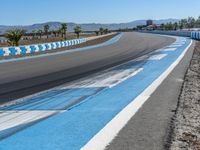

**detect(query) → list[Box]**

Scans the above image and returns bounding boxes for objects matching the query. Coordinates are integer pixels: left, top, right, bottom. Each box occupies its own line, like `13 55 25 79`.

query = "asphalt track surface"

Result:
0 32 174 103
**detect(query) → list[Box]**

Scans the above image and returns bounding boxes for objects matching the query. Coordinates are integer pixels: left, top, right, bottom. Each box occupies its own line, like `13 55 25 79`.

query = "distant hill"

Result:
0 19 179 34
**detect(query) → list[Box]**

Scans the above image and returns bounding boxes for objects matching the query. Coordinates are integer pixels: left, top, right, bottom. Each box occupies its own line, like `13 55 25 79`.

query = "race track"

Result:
0 32 174 103
0 32 191 150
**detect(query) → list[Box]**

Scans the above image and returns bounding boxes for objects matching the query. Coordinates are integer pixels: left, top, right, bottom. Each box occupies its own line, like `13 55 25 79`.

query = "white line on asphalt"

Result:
80 39 192 150
167 44 182 48
0 68 143 133
156 48 177 52
147 54 167 60
162 48 177 52
173 42 185 45
63 68 143 89
0 110 64 132
135 54 167 61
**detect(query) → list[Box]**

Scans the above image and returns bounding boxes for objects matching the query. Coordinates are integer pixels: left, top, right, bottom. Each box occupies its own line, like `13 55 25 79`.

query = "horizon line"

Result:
0 18 181 26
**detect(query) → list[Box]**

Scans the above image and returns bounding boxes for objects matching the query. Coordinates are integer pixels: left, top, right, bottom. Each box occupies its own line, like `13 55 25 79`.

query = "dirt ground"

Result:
170 41 200 150
0 33 118 60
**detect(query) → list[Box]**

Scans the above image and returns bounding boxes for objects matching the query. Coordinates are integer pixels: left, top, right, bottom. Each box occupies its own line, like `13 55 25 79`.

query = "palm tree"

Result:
61 23 67 39
180 19 188 29
74 26 82 38
160 24 164 30
164 22 173 30
44 24 50 39
178 21 184 30
196 16 200 28
52 30 57 37
57 28 62 37
104 28 109 34
5 29 25 46
38 30 43 39
95 31 99 36
99 27 104 35
31 30 36 39
173 22 178 30
187 17 195 29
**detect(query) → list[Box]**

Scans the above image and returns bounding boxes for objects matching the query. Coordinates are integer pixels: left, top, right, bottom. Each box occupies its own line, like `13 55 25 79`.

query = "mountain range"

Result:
0 19 179 34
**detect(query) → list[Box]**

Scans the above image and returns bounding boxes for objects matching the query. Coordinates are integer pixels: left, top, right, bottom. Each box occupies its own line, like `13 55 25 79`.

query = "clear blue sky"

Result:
1 0 200 25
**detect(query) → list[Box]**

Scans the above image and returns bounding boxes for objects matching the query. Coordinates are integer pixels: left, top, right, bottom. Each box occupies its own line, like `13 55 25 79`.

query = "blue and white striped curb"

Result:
0 38 87 57
191 31 200 40
0 33 122 64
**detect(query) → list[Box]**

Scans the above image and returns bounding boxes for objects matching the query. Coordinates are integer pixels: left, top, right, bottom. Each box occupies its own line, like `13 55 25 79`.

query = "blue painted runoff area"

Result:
0 36 191 150
0 33 123 64
0 87 102 111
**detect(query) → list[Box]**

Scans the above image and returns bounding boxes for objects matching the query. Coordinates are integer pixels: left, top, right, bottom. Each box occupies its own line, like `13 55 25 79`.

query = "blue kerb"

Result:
60 42 64 47
0 37 88 58
71 40 74 45
51 43 55 49
68 40 72 46
30 46 36 53
8 48 16 56
0 48 4 56
0 34 123 63
45 44 50 50
38 45 43 52
55 42 59 48
19 46 27 54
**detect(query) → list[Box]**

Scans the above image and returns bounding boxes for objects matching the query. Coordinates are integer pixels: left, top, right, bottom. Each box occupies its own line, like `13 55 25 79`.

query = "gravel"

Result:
170 41 200 150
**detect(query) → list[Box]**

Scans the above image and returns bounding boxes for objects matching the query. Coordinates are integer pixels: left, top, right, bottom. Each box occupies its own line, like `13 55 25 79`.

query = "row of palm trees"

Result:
5 24 110 46
5 23 83 46
45 23 68 39
160 16 200 31
95 27 110 36
39 23 80 40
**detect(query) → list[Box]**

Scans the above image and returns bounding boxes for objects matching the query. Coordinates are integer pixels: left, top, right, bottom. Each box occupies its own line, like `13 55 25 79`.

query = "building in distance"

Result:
146 20 153 26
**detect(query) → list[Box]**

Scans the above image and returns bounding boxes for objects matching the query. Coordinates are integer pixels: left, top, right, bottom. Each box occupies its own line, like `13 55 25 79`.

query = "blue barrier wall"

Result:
191 31 200 40
0 38 86 57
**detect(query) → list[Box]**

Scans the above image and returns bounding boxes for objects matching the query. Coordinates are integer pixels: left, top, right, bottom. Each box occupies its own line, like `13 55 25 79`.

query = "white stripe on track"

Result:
0 110 64 132
64 68 143 89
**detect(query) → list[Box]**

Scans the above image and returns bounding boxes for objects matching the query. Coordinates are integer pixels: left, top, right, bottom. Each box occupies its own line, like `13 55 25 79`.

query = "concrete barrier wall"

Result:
0 38 86 57
142 30 200 40
141 31 191 37
191 31 200 40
